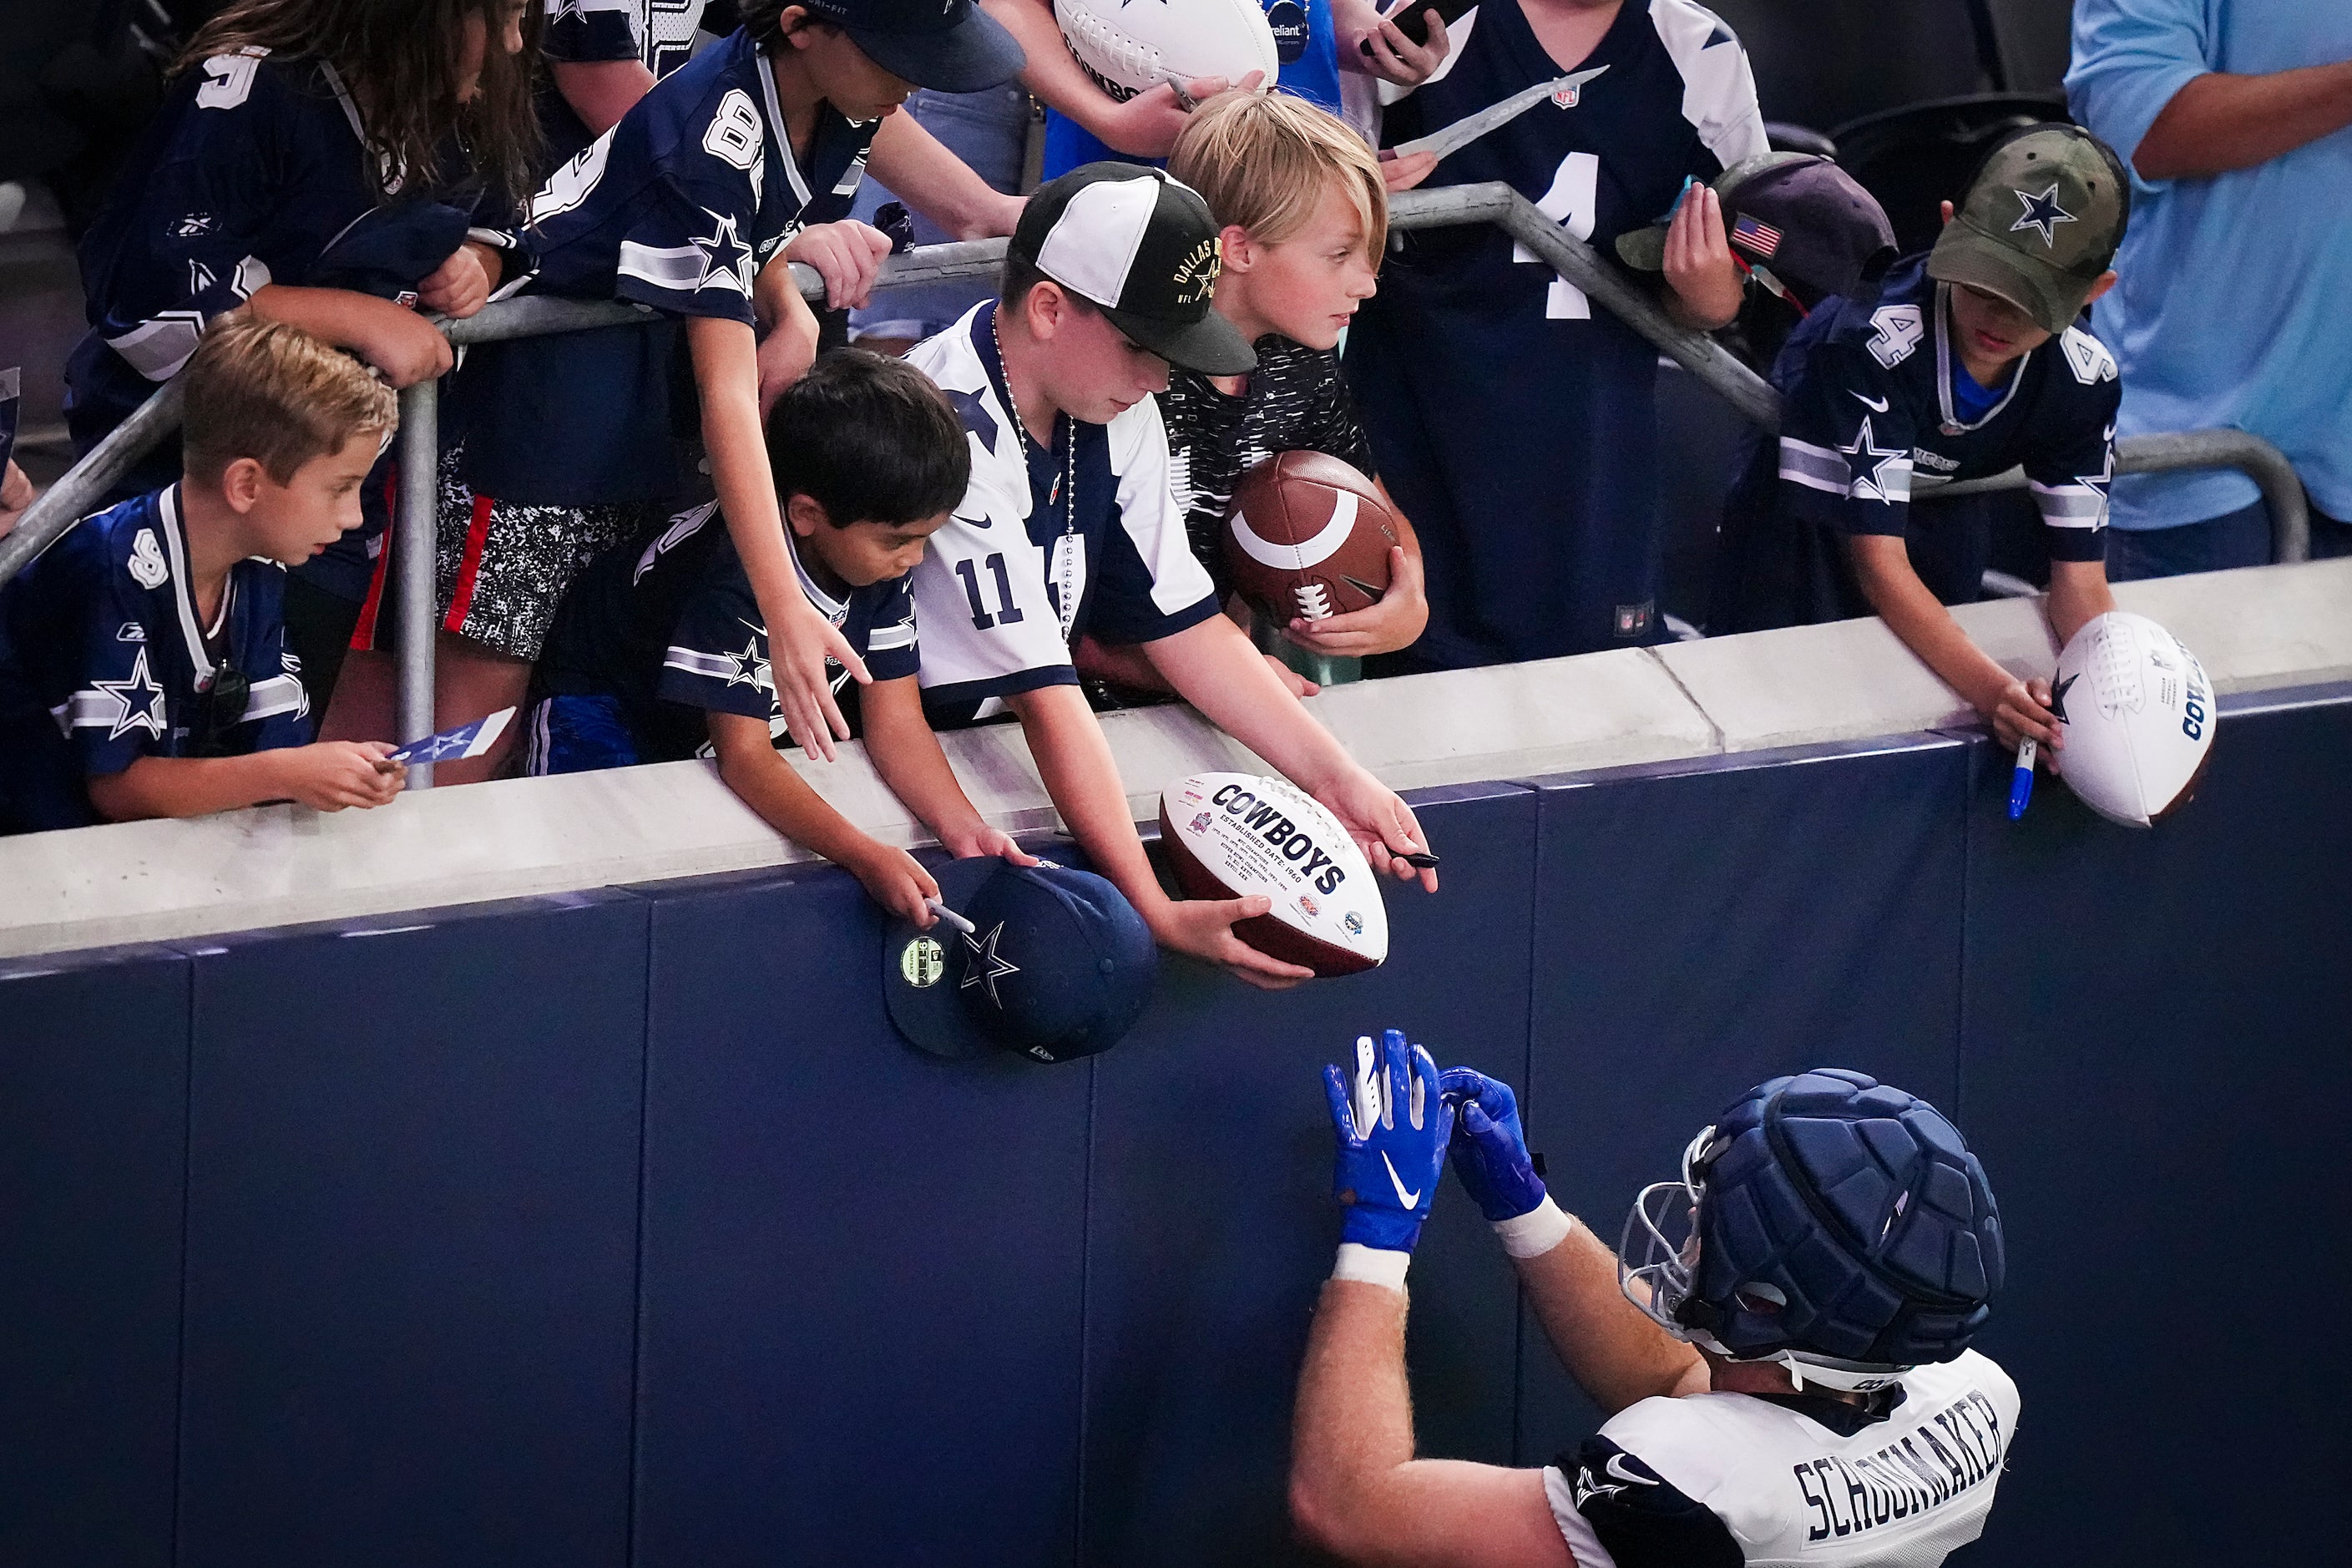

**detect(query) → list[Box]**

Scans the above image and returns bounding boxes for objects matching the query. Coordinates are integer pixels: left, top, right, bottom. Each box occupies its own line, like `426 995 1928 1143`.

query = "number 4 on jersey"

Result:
1513 151 1600 320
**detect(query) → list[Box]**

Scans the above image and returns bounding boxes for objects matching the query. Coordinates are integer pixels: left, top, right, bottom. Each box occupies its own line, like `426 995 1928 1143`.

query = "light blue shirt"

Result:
2066 0 2352 529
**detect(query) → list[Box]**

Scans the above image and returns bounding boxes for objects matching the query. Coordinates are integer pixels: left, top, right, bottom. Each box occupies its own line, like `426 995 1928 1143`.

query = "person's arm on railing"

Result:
241 286 454 387
867 111 1024 242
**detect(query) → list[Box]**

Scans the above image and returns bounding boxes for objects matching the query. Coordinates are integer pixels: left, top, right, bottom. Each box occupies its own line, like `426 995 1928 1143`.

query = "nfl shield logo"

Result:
1552 84 1585 108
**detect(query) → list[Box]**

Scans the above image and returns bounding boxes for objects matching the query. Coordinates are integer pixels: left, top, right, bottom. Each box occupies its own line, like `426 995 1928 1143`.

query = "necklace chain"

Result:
990 310 1081 640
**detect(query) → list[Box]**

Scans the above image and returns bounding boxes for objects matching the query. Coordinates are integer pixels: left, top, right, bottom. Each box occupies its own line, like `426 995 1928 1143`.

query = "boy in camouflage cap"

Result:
1712 125 2131 770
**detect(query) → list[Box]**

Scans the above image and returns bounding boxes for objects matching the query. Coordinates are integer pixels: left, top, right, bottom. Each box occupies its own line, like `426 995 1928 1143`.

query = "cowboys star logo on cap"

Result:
960 921 1021 1006
2008 184 2076 248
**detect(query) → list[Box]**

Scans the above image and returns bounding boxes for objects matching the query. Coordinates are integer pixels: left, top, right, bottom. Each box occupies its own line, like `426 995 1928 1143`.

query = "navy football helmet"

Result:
1621 1069 2002 1392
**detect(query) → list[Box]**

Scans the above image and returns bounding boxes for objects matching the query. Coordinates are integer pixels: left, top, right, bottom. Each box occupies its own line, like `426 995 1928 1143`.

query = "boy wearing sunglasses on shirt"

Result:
0 320 407 833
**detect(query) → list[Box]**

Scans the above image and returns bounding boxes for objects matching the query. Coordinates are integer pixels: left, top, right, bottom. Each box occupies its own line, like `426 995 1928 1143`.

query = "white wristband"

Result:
1331 1242 1412 1292
1491 1196 1576 1259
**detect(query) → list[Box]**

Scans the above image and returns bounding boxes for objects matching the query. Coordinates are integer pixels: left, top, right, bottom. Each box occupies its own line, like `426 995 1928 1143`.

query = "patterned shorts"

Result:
352 444 658 661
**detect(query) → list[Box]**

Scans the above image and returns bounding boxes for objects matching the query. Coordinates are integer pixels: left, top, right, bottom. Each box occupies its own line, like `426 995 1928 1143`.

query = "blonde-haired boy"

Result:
0 319 407 832
1139 91 1430 674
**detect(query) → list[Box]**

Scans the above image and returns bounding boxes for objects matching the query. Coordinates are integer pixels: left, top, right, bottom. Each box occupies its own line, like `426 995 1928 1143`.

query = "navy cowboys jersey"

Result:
540 0 738 161
453 26 878 503
1345 0 1765 670
0 487 311 833
63 47 513 594
536 498 917 761
1547 1351 2020 1568
1712 255 2121 631
903 304 1222 726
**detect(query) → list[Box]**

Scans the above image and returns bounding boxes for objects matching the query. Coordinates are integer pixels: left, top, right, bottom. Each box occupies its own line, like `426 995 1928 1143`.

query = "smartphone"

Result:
1378 0 1475 49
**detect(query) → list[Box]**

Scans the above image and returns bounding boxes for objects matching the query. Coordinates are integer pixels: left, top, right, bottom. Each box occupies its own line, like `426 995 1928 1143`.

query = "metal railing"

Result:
3 184 2311 782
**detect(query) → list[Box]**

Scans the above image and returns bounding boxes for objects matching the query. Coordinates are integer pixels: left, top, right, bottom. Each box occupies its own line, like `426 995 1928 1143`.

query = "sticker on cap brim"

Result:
900 933 947 988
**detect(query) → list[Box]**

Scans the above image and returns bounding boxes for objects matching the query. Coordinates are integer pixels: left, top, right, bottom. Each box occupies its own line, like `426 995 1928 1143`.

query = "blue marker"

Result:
2007 736 2036 820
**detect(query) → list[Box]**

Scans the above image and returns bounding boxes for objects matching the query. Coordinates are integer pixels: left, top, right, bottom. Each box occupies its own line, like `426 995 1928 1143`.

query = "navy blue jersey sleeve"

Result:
1775 339 1920 540
544 0 645 64
607 83 770 324
654 565 776 721
78 50 294 383
2021 329 2122 564
1554 1437 1743 1568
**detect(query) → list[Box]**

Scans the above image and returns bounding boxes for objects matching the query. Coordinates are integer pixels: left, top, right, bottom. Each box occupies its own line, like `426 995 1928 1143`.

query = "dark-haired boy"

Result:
0 319 407 835
907 163 1434 989
1712 126 2131 762
530 351 1029 926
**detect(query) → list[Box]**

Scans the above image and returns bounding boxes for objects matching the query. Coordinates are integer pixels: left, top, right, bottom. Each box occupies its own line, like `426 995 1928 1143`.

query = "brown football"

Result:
1222 451 1400 629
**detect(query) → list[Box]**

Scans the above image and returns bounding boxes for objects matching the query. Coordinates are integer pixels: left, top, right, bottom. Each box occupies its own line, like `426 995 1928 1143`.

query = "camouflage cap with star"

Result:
1928 125 2131 336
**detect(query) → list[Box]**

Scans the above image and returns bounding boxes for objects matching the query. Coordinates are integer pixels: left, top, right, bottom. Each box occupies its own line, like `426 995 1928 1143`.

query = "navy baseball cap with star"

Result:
882 857 1158 1064
797 0 1026 94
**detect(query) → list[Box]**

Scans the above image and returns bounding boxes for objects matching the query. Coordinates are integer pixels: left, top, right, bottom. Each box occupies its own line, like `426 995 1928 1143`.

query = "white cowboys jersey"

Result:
1545 1350 2020 1568
903 303 1221 724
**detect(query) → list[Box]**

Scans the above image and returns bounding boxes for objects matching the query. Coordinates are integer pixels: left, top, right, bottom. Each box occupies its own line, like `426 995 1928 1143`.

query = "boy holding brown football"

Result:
1160 89 1431 665
905 163 1436 989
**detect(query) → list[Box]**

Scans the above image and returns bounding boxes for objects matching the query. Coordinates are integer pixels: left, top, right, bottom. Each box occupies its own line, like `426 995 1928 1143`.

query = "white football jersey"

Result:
903 303 1221 722
1545 1351 2019 1568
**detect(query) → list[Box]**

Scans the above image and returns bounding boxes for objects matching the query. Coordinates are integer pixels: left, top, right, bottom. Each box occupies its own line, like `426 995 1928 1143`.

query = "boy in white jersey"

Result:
1292 1045 2014 1566
905 164 1436 988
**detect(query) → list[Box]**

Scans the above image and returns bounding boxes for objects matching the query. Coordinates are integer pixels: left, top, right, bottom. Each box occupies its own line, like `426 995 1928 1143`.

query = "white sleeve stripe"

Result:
2030 483 2109 522
230 255 271 300
1779 468 1853 498
1778 439 1851 487
107 314 209 382
617 241 706 291
664 647 751 680
868 621 917 651
240 674 307 723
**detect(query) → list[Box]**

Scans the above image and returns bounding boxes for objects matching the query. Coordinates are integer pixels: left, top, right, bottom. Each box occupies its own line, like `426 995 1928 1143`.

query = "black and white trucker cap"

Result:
1009 163 1258 377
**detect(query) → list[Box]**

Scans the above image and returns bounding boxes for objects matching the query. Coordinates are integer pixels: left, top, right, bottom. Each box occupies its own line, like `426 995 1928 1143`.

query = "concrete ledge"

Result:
3 559 2344 958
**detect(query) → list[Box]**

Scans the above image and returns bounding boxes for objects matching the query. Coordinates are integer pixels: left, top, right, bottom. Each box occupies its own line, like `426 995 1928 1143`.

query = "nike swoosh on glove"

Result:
1439 1066 1548 1222
1324 1028 1454 1252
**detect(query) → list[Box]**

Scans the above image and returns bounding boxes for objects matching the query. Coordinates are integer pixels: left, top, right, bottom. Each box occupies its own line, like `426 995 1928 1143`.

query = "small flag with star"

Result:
388 706 515 765
1730 214 1783 258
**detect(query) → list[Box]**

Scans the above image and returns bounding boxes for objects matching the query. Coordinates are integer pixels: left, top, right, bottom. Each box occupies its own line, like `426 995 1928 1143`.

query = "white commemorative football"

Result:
1054 0 1277 101
1158 772 1388 976
2050 610 2216 828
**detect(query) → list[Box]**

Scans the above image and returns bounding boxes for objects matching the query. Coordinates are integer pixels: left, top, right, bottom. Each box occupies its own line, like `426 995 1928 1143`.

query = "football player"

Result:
1711 126 2132 765
905 164 1436 989
1294 1038 2013 1567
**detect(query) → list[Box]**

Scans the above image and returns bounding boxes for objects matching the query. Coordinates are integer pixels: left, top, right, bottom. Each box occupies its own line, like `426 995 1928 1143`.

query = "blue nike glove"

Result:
1323 1029 1454 1253
1439 1066 1548 1223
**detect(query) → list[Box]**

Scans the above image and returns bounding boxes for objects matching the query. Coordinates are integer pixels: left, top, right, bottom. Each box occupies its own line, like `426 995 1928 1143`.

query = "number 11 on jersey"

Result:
955 552 1025 630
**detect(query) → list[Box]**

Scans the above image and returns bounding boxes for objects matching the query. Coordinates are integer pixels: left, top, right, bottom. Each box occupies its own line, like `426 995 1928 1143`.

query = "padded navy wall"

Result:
1 690 2344 1566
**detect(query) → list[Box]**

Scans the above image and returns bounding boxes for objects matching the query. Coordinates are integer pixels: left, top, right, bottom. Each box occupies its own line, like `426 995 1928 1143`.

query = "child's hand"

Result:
1147 893 1317 991
417 241 498 318
0 460 35 540
276 741 406 812
353 297 455 387
767 596 870 762
1662 185 1743 331
784 221 893 311
945 826 1040 867
1264 652 1319 699
1980 675 2063 755
1092 73 1262 159
1378 148 1439 193
1311 765 1438 892
1285 544 1428 659
847 842 942 928
1354 10 1450 87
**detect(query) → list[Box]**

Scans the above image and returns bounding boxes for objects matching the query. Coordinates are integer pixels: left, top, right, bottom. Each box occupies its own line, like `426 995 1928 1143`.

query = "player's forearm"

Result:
1516 1222 1709 1419
1290 1279 1421 1553
980 0 1114 128
551 58 658 138
87 751 288 822
688 316 806 642
2134 61 2352 180
2045 559 2117 649
1007 683 1172 912
862 679 994 850
1142 616 1356 792
712 719 882 865
1849 536 2011 712
868 113 1023 241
